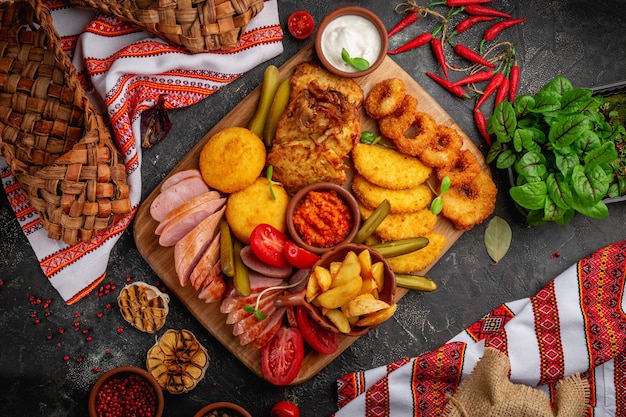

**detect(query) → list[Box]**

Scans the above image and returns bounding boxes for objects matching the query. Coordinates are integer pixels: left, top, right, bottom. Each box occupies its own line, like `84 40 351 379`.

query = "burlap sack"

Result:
0 0 132 245
444 347 590 417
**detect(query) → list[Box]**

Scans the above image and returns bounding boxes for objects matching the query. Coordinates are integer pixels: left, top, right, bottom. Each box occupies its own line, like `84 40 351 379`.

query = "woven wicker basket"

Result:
70 0 265 53
0 0 132 245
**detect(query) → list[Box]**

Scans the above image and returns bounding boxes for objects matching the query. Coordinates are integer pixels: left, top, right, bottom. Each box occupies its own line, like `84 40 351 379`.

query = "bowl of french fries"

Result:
276 243 397 336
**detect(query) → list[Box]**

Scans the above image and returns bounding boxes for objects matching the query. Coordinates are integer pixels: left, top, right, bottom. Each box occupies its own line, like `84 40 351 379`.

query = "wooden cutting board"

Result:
133 43 488 384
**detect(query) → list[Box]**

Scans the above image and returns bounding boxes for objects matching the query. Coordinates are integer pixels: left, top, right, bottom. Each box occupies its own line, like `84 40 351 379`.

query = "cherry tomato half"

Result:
249 224 289 268
283 241 320 269
287 10 315 40
271 400 300 417
295 306 340 355
262 326 304 386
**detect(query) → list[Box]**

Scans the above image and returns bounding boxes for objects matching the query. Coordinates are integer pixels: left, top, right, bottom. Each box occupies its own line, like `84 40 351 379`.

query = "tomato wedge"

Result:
249 224 289 268
283 241 320 269
287 10 315 39
262 326 304 386
295 306 339 355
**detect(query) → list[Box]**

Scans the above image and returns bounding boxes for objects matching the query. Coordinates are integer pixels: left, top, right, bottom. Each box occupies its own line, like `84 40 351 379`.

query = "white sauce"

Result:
321 14 382 73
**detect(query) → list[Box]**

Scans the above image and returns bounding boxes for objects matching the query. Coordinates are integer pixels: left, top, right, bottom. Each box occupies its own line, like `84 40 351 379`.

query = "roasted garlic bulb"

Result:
146 329 209 394
118 282 170 333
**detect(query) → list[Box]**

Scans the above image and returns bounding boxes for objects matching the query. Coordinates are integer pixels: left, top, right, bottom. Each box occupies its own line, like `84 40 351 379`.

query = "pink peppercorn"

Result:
95 374 157 417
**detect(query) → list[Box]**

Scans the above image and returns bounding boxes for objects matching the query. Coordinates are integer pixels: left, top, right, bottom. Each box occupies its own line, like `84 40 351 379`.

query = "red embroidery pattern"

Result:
465 304 515 342
614 352 626 416
579 242 626 370
412 342 465 416
532 280 565 385
365 373 390 417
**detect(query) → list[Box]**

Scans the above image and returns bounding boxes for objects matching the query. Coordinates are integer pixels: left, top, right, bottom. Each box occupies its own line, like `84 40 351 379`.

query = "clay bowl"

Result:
274 243 396 337
88 366 164 417
285 182 360 255
193 401 252 417
314 6 388 78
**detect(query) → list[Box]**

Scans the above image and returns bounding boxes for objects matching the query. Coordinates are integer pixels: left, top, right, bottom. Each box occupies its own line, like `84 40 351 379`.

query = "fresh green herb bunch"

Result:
486 76 625 226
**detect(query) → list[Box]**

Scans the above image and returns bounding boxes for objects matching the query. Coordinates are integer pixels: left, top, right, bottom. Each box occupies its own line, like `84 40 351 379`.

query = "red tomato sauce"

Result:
292 190 352 248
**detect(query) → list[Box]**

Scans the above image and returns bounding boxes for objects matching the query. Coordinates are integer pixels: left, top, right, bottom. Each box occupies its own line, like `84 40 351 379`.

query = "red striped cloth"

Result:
335 240 626 416
0 0 283 304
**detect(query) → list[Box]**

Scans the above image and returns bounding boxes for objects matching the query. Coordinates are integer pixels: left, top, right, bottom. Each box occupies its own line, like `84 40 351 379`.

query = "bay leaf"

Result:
484 216 512 264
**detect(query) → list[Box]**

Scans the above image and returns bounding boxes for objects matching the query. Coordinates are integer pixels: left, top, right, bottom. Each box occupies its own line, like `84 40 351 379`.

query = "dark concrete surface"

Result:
1 0 626 416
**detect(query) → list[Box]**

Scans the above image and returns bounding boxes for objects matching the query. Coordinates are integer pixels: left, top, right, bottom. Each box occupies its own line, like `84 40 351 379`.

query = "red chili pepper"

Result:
430 37 449 79
474 71 505 110
426 72 469 98
452 69 494 86
453 43 496 68
451 15 496 35
483 18 526 41
508 64 520 102
387 11 419 37
387 32 433 55
463 4 513 18
494 76 509 107
446 0 493 7
473 109 492 146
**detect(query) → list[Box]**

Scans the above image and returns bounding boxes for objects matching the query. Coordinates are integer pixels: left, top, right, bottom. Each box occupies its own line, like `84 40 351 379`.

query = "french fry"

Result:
345 294 390 318
355 303 398 327
331 251 361 288
359 276 378 296
325 309 351 334
358 249 373 280
316 275 362 309
371 261 385 292
314 266 333 292
306 271 320 302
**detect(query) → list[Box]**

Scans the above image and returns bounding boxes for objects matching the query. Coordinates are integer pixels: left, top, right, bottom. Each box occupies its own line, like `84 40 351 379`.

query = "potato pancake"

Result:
352 143 432 189
290 62 364 106
351 174 432 214
359 203 438 241
386 232 447 274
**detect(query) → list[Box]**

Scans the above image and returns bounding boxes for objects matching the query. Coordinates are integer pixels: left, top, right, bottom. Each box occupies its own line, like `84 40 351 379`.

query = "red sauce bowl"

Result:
285 182 360 255
88 366 164 417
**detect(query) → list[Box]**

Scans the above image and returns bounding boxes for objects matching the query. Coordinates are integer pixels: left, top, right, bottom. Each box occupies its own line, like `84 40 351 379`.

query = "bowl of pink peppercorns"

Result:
88 366 164 417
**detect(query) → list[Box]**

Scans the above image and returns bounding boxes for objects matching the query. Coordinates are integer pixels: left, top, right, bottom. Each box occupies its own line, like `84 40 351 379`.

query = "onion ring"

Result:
378 94 419 142
364 78 406 119
437 149 482 187
417 124 463 168
441 171 497 230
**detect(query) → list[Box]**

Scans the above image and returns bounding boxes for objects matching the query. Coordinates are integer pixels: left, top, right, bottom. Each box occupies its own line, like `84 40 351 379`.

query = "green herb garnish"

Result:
341 48 370 71
486 75 626 225
430 176 450 215
243 274 309 321
266 165 278 200
360 130 382 145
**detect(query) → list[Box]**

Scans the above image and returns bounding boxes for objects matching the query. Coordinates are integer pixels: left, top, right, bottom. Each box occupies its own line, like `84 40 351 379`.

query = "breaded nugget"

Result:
290 62 364 106
352 143 432 190
225 177 289 244
359 203 438 241
386 232 447 274
199 127 266 194
351 174 432 214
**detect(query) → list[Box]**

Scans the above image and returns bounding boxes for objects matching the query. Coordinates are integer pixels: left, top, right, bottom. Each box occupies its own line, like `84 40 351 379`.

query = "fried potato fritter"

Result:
359 203 438 241
352 143 432 190
386 232 447 274
352 174 432 213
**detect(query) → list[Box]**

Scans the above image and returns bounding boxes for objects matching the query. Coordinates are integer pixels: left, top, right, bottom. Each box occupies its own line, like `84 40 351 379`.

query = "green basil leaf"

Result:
341 48 350 62
584 140 618 166
350 57 371 71
495 149 516 169
510 181 547 210
560 88 593 113
514 94 535 116
516 151 547 179
490 101 517 141
569 193 609 219
546 173 573 209
548 114 589 148
484 216 511 264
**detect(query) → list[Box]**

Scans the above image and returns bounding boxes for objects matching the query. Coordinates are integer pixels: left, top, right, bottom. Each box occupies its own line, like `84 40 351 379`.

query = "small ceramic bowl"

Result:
274 243 396 336
285 182 360 255
314 6 388 78
193 401 252 417
88 366 164 417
